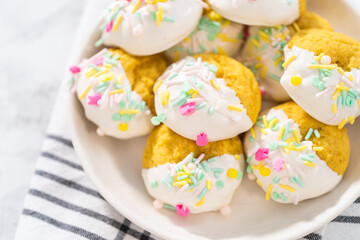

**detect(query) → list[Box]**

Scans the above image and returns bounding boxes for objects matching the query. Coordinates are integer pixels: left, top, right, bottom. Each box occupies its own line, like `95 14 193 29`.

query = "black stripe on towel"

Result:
332 215 360 224
303 232 322 240
22 208 106 240
46 134 73 148
41 152 83 171
35 170 103 199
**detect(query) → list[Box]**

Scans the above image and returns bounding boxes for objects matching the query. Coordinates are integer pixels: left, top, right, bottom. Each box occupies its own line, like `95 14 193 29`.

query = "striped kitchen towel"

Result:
14 0 360 239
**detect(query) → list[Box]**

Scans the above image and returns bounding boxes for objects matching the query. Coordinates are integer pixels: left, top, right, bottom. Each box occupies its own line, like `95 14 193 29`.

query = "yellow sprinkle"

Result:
336 82 350 91
228 104 243 112
282 55 296 68
260 128 268 135
250 128 256 138
210 79 220 89
117 74 124 85
132 0 141 13
348 74 354 82
293 129 300 144
158 6 163 21
177 172 187 176
251 163 263 170
218 46 228 55
101 72 115 82
283 147 290 154
256 179 262 187
291 76 302 86
85 69 97 78
308 64 337 70
172 181 187 187
332 89 341 100
160 90 170 106
313 147 324 151
285 137 295 145
259 166 270 177
263 115 269 128
315 53 325 62
94 69 109 78
279 184 295 192
259 31 270 43
251 38 261 48
221 20 230 27
292 22 300 32
277 126 285 140
118 109 140 114
119 123 128 132
153 80 163 92
292 145 308 151
349 115 356 124
337 67 345 75
332 103 337 114
227 168 238 179
195 197 205 207
269 118 279 129
338 118 348 129
187 188 193 193
187 89 198 98
234 154 240 160
206 179 212 190
108 89 124 95
156 10 161 26
104 64 113 69
358 100 360 108
255 63 263 69
260 65 267 78
266 184 273 200
304 161 315 167
274 57 283 67
79 85 92 100
217 33 238 43
182 165 191 175
113 15 123 32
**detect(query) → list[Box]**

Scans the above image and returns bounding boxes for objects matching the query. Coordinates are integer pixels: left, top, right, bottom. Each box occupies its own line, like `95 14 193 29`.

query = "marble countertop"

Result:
0 0 87 238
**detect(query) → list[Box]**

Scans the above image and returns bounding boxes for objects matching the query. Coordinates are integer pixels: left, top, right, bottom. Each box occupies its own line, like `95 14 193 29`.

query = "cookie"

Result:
97 0 205 55
208 0 306 26
280 29 360 127
241 11 332 101
165 9 244 62
69 48 167 139
142 124 245 215
244 102 350 204
153 54 261 142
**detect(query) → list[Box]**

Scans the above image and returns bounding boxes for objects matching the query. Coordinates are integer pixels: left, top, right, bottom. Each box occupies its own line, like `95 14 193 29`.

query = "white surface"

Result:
71 1 360 239
0 0 87 239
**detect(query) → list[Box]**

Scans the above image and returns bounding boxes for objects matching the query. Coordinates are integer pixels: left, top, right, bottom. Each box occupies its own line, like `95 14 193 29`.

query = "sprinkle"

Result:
308 64 337 70
150 180 158 188
234 154 240 160
259 165 271 177
279 184 295 192
277 126 285 140
195 197 205 207
304 128 313 140
260 128 268 135
206 179 212 190
273 177 280 184
332 104 337 114
266 184 273 200
338 118 348 129
227 168 238 179
269 118 279 129
119 123 128 131
215 180 224 189
208 106 215 115
304 161 315 167
113 15 123 32
108 89 124 95
118 109 140 114
172 181 187 187
337 67 345 75
210 79 220 89
228 104 243 112
160 90 170 106
162 178 172 188
153 80 163 92
163 203 176 211
262 115 269 128
250 128 256 138
207 157 218 163
313 146 324 151
196 133 208 146
201 162 210 172
132 0 141 13
349 115 356 124
293 129 300 144
282 55 296 68
208 64 218 73
94 69 109 78
182 165 191 175
291 75 302 86
314 130 320 138
255 148 269 161
256 179 262 187
292 145 308 151
79 85 92 100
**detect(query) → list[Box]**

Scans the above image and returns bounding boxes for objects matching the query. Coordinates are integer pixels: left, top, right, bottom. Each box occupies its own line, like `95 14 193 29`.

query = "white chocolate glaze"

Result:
281 46 360 127
142 153 244 214
166 15 244 62
71 49 153 139
99 0 204 55
244 109 342 204
154 56 253 141
208 0 300 26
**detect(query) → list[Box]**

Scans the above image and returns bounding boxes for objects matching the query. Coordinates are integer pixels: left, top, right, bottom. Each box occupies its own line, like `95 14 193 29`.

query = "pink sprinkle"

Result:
196 133 208 146
88 93 102 106
93 57 104 66
179 102 196 116
176 204 189 217
69 65 81 74
260 88 266 96
255 148 269 161
105 21 113 32
273 159 285 172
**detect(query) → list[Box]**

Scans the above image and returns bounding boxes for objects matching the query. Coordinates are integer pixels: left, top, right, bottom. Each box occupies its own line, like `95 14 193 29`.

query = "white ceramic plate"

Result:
70 1 360 239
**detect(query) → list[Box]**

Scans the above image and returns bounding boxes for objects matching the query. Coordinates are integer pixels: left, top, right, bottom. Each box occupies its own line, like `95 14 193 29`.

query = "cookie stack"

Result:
69 0 358 216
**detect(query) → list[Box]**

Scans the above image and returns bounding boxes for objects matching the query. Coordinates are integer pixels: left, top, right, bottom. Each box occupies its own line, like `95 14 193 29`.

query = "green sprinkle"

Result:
196 170 205 181
169 72 178 80
214 172 220 179
247 165 253 173
209 64 218 73
163 16 175 22
268 73 281 81
196 102 207 110
314 129 320 138
141 101 146 112
272 192 281 200
95 37 105 47
282 121 291 141
249 137 255 143
190 175 198 185
128 100 136 109
273 177 280 184
269 142 278 150
150 11 156 21
126 86 131 101
305 128 313 140
150 180 158 188
112 113 122 121
215 180 224 189
212 168 224 173
162 178 172 188
157 113 166 122
295 176 304 187
151 117 160 126
207 157 218 163
201 162 210 172
163 203 176 211
246 156 253 163
177 175 188 181
197 187 208 200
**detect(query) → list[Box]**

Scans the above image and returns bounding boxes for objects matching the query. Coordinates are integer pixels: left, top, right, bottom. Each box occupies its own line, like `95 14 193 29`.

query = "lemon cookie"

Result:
142 125 245 215
69 48 167 139
152 54 261 143
244 102 350 204
280 29 360 127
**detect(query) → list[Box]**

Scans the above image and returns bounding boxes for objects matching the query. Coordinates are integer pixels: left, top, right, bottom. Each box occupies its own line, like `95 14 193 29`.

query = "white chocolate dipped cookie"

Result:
280 29 360 128
165 9 244 62
69 48 167 139
142 125 245 215
152 54 261 143
97 0 205 56
208 0 306 26
244 102 350 204
240 12 333 101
